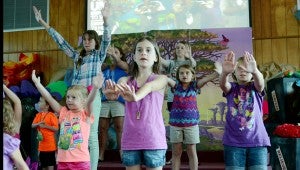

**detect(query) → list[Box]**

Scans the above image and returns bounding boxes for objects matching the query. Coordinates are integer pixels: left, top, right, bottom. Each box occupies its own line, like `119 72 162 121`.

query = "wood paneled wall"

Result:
3 0 86 84
3 0 300 84
251 0 300 67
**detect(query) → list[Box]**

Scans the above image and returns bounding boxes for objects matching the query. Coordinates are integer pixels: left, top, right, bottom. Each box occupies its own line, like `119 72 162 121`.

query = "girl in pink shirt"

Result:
32 70 103 170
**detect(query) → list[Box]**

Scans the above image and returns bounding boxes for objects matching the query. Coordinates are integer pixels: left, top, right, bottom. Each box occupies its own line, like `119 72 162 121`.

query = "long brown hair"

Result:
129 36 161 78
77 30 100 68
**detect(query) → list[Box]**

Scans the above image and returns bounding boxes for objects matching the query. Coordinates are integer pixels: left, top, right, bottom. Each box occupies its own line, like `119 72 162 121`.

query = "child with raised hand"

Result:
219 51 270 169
3 84 22 137
3 90 29 170
31 70 104 170
33 3 111 168
167 64 219 170
32 96 59 170
103 36 170 170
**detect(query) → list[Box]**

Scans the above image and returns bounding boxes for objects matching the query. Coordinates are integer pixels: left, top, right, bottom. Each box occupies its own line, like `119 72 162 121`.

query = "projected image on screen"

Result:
87 0 250 35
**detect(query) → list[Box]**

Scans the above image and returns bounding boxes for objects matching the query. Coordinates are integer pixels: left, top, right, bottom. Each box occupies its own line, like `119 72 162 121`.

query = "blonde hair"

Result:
232 56 253 82
3 99 17 135
67 85 88 100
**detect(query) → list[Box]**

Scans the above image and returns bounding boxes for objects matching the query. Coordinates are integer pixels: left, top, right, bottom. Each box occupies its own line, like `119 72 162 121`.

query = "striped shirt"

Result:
169 80 200 127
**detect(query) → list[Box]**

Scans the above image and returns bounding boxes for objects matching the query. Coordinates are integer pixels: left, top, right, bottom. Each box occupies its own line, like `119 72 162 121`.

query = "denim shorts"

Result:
122 149 166 168
223 145 268 170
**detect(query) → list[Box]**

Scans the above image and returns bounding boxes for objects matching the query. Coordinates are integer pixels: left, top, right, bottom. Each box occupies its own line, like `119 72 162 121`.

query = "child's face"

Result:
82 34 96 52
175 43 186 58
65 91 86 111
234 64 253 83
106 46 122 65
134 39 157 68
38 97 48 111
107 46 122 60
178 67 194 83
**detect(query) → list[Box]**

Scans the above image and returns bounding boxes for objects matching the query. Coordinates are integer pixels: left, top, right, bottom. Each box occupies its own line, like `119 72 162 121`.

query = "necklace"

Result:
136 111 141 120
134 73 153 120
136 99 143 120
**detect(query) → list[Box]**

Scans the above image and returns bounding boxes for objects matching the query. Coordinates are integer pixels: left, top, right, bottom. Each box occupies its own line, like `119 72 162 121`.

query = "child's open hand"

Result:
103 79 120 100
240 51 258 74
33 6 42 22
214 61 222 75
101 0 111 23
116 83 137 102
222 51 236 75
32 70 41 84
184 44 192 59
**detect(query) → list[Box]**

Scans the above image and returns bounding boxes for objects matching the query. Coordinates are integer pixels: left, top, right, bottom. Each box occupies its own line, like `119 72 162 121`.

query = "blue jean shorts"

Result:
122 149 166 168
224 145 268 170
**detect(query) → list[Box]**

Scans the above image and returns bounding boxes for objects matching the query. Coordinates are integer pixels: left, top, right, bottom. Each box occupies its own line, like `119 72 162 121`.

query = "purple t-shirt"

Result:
222 82 271 147
3 133 21 170
121 74 167 150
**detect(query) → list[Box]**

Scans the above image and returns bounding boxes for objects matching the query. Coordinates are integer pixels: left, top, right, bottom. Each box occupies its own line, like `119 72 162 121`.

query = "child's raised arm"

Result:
3 84 22 133
219 51 236 94
33 6 50 29
86 73 104 116
32 70 62 113
184 44 197 68
101 0 110 27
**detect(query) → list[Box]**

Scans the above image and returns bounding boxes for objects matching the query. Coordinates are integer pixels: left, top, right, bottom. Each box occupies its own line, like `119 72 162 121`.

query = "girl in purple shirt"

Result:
219 51 270 170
